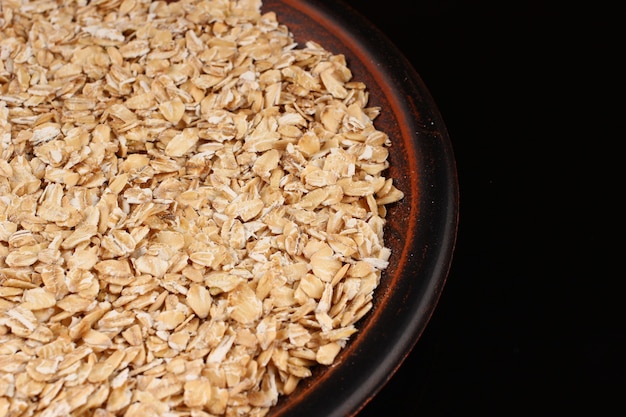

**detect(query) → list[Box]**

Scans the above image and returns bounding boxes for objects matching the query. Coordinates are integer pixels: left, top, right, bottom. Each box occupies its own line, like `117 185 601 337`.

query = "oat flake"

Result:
0 0 404 415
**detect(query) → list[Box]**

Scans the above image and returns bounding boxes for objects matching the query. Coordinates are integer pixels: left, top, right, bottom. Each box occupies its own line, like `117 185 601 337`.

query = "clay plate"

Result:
259 0 459 416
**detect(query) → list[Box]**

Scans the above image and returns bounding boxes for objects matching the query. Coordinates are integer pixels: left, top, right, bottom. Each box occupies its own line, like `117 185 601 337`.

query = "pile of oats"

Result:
0 0 404 415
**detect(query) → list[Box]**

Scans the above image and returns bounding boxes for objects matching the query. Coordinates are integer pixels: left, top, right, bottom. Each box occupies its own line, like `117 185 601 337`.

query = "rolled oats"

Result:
0 0 404 415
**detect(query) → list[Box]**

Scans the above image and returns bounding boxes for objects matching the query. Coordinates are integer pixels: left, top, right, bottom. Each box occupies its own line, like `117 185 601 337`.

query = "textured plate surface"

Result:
260 0 459 416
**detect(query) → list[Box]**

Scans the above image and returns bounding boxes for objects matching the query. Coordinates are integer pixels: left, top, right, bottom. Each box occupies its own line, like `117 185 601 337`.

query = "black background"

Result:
340 1 623 416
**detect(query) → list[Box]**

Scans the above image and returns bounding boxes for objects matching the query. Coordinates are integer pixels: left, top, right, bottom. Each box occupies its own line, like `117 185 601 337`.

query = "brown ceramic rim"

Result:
259 0 460 416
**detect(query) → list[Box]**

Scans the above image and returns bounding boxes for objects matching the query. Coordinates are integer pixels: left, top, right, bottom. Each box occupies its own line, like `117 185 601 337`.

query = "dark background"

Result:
340 1 623 416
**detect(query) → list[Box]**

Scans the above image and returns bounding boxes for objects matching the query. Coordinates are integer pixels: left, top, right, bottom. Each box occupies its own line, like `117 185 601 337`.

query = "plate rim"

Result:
261 0 460 416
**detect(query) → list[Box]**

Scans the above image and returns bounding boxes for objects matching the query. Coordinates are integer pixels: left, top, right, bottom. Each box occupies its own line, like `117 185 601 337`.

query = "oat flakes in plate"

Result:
0 0 404 415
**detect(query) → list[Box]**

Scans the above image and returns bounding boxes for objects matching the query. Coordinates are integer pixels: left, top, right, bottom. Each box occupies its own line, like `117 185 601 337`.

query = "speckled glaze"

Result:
260 1 459 416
